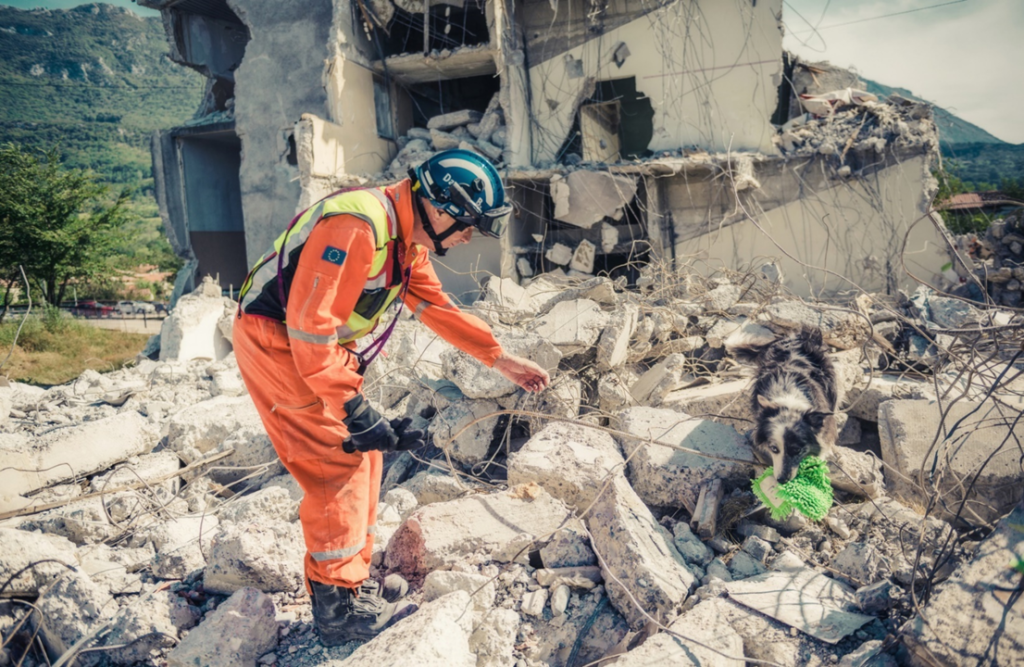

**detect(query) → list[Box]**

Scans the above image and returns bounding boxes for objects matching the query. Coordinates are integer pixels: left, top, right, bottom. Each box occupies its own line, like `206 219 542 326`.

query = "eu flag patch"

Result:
321 246 347 266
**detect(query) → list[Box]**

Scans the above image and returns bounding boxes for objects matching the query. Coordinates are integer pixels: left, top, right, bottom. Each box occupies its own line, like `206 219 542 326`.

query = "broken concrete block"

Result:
843 374 935 421
533 299 609 354
160 281 235 362
469 608 519 667
382 487 418 520
673 522 713 566
827 444 884 499
99 590 199 664
879 399 1024 524
833 542 891 587
704 283 742 311
715 318 775 349
595 302 638 370
518 376 582 433
204 521 305 594
765 300 871 350
441 330 561 399
0 411 157 501
600 221 619 253
167 588 277 667
660 379 753 431
569 239 596 273
840 641 896 667
406 127 432 142
479 275 535 319
386 485 568 576
724 566 874 643
166 394 280 485
516 256 533 277
617 406 754 511
341 591 474 667
902 500 1024 666
90 451 181 496
586 475 695 630
431 399 500 466
218 486 300 525
629 354 693 406
551 171 638 229
855 580 900 614
422 570 495 610
507 422 624 510
400 470 480 506
489 126 507 148
429 128 460 150
597 369 638 412
835 412 863 446
728 551 767 579
545 242 573 265
426 109 482 131
539 520 597 568
741 535 773 563
476 139 503 161
34 570 116 662
550 583 570 615
613 597 744 666
521 588 548 617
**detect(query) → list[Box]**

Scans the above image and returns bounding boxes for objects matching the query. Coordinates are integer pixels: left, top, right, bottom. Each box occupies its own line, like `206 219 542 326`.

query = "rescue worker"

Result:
233 149 550 645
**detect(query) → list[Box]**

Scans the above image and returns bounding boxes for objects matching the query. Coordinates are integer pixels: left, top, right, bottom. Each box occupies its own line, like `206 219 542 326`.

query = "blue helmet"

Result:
411 149 512 238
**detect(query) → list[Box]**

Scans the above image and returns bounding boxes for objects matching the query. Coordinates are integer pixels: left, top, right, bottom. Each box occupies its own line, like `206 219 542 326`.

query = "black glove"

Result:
341 395 426 453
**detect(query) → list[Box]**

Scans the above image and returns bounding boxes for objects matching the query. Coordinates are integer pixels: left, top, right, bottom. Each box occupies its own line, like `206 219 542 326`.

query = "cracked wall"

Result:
526 0 783 165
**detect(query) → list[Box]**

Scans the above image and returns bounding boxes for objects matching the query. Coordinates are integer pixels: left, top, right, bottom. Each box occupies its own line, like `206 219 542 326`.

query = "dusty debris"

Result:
0 252 1020 667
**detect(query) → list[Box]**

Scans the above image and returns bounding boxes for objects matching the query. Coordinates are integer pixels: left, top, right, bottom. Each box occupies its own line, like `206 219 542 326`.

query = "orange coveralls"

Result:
233 180 503 589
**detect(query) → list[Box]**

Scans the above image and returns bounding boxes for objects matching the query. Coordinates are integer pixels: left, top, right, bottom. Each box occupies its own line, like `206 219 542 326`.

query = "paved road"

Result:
78 316 165 335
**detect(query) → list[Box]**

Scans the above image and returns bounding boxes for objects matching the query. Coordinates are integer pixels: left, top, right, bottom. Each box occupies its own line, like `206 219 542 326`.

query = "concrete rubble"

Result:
0 265 1021 667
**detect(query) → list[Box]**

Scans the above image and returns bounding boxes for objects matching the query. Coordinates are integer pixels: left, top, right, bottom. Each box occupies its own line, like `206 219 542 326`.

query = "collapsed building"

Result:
141 0 948 302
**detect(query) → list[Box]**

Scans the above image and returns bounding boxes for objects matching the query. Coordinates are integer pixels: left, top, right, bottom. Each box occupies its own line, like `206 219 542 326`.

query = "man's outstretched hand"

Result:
493 352 550 393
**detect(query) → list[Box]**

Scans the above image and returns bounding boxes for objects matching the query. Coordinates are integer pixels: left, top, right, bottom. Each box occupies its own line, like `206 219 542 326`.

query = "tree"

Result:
0 143 131 312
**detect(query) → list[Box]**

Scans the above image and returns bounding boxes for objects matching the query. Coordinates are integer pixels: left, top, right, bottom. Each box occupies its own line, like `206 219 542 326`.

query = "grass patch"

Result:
0 314 149 386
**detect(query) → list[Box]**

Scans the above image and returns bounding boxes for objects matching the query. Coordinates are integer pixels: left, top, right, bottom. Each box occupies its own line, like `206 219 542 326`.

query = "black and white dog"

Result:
727 327 839 483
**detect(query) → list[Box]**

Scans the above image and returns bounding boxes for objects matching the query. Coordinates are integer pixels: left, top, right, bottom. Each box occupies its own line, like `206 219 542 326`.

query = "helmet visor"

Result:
447 181 512 238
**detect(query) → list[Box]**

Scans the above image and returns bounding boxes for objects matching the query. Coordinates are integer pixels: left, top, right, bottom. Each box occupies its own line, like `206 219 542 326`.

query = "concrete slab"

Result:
724 566 874 644
617 406 755 511
533 299 609 354
203 520 304 594
878 399 1024 525
586 475 695 630
385 485 568 576
901 500 1024 666
507 422 624 510
167 587 277 667
660 379 753 431
551 171 638 229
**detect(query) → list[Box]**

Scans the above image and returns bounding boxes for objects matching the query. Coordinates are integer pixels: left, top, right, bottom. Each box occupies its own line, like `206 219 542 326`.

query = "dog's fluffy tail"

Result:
725 325 776 363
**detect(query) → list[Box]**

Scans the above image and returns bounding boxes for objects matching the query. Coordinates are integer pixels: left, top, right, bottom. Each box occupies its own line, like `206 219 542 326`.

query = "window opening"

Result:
373 1 489 58
374 75 396 139
557 77 653 165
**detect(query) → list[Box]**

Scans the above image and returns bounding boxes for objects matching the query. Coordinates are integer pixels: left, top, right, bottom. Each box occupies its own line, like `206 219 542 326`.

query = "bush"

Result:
42 304 71 334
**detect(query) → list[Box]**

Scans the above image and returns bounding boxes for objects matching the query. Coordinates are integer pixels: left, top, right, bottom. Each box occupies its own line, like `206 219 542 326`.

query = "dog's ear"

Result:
757 395 778 410
802 411 830 429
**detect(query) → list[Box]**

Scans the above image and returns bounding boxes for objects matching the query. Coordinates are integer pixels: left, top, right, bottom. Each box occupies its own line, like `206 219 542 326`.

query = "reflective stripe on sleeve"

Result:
286 327 338 345
310 539 366 562
413 301 457 320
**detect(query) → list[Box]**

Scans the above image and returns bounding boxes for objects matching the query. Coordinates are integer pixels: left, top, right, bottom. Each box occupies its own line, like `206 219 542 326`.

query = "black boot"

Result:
309 579 397 646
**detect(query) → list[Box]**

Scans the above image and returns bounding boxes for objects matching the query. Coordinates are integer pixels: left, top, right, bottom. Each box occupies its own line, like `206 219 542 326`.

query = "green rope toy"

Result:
752 456 833 521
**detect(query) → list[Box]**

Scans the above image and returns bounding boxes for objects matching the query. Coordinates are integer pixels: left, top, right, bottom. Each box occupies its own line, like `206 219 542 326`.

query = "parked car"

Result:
76 300 115 317
133 301 157 314
116 300 135 316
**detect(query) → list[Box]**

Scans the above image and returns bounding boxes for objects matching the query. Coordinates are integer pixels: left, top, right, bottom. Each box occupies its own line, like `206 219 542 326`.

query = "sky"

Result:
2 0 1021 143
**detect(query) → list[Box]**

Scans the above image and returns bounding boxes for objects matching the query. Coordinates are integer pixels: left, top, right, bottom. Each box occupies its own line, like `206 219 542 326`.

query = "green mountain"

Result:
0 3 204 275
0 2 203 182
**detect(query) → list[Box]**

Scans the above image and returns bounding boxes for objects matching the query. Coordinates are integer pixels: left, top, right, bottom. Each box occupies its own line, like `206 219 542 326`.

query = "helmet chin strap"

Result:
415 195 468 257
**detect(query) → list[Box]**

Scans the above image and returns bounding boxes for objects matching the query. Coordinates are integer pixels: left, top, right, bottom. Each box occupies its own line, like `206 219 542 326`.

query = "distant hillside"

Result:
0 3 204 276
0 2 203 183
862 77 1023 188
